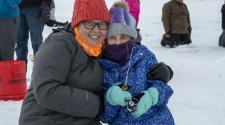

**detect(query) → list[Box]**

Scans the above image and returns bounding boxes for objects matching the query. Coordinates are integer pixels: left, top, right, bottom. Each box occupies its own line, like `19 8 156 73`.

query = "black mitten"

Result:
147 62 173 83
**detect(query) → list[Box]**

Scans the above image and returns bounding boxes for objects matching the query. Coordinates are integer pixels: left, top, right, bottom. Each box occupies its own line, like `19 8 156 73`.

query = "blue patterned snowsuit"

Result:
99 45 175 125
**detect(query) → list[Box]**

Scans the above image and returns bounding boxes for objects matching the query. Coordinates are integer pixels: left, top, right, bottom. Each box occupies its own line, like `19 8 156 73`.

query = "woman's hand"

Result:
147 62 173 83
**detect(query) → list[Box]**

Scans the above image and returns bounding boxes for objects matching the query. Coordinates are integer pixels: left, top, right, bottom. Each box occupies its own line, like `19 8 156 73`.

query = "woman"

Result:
19 0 110 124
19 0 173 125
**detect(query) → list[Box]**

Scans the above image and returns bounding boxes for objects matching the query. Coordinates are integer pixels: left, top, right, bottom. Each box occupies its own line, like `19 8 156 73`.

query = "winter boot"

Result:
161 37 176 48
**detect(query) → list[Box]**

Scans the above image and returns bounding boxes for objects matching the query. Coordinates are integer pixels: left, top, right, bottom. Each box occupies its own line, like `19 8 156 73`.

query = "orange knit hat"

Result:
71 0 110 27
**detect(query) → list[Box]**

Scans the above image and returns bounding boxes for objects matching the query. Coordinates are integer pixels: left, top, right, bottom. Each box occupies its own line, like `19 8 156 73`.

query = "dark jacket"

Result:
100 45 174 125
19 25 103 125
221 4 225 30
162 0 191 34
19 0 52 8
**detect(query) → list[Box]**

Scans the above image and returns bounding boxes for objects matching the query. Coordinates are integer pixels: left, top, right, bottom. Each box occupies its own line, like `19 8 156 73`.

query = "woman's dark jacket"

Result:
19 26 103 125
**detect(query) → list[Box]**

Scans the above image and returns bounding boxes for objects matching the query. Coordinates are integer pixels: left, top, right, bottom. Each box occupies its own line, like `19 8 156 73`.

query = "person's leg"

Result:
46 1 68 28
25 6 44 55
50 0 56 21
16 9 29 64
0 53 2 60
0 17 19 61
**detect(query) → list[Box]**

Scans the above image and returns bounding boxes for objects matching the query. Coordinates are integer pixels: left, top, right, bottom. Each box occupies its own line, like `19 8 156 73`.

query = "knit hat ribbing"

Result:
71 0 110 27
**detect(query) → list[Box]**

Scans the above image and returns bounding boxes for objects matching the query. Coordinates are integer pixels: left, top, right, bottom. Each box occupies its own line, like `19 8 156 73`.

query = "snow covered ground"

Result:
1 0 225 125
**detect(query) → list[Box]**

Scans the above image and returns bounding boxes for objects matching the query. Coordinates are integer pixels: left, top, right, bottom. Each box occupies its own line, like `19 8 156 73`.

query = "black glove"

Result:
147 62 173 83
40 2 51 23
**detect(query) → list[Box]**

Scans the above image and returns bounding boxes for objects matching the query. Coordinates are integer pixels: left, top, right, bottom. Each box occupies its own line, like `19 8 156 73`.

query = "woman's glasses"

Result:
83 21 108 30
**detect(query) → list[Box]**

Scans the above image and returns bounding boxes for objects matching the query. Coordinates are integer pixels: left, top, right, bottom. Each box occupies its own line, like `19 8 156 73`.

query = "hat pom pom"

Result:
112 1 129 11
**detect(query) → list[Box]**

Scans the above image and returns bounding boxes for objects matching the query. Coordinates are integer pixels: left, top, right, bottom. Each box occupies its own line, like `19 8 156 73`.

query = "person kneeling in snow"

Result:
161 0 192 48
100 2 175 125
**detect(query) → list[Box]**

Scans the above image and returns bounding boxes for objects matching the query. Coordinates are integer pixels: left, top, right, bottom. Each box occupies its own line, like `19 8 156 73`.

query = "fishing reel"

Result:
117 83 144 112
126 93 145 112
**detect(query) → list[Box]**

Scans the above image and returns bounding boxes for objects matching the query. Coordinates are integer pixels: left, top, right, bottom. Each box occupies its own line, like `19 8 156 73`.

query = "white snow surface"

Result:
1 0 225 125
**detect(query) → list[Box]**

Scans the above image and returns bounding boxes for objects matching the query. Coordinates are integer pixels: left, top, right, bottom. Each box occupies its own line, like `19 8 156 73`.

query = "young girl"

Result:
100 2 175 125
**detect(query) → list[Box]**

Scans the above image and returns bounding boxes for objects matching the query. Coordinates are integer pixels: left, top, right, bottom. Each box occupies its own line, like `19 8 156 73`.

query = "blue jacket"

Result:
99 45 175 125
0 0 21 19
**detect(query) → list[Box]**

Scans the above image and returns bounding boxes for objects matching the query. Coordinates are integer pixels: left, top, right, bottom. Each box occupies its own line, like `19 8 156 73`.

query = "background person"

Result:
161 0 192 48
0 0 21 61
15 0 52 66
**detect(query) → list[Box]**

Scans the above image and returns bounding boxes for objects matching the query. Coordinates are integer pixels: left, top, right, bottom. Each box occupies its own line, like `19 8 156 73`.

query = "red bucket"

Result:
0 60 27 101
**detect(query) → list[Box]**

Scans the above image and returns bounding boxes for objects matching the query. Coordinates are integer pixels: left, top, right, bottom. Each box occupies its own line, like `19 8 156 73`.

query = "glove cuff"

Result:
146 87 159 106
106 86 118 106
106 85 131 106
